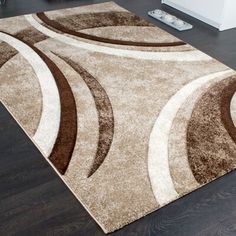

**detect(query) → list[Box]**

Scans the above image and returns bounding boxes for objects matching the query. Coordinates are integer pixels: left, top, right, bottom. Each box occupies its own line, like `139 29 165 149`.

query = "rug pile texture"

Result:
1 2 236 233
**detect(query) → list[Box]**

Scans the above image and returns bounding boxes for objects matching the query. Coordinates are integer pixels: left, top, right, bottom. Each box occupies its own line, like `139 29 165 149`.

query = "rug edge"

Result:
0 99 111 234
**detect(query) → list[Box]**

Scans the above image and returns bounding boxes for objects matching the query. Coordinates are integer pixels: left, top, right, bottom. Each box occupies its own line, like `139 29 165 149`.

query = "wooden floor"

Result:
1 0 236 235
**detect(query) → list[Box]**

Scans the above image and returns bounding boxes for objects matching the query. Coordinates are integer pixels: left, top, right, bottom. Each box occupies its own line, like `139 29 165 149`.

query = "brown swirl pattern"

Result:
187 77 236 184
37 12 186 47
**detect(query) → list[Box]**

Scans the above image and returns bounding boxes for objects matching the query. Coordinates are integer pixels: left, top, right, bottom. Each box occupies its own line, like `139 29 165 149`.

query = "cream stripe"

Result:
25 14 211 62
148 70 233 206
0 32 61 157
230 93 236 127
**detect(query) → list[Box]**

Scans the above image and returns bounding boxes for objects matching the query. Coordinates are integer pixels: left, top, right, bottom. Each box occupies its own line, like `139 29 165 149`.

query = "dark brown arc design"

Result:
37 12 186 47
0 31 77 175
32 47 77 175
221 76 236 144
187 77 236 184
55 53 114 178
1 28 49 68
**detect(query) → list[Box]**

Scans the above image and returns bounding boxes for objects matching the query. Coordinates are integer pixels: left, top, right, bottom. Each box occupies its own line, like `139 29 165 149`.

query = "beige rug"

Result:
1 2 236 233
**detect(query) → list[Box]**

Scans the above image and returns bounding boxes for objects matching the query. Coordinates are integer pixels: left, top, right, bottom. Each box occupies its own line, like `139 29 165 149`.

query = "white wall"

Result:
162 0 236 31
220 0 236 30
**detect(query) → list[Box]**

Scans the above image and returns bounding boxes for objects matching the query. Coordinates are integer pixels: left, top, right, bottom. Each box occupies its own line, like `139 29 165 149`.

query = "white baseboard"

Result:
161 0 221 29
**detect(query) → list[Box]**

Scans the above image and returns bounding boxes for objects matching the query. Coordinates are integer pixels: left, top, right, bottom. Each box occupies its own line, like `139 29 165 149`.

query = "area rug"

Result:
1 1 236 233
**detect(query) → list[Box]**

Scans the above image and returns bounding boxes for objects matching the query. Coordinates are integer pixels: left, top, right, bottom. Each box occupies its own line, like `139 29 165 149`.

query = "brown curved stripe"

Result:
55 53 114 178
37 12 186 47
0 28 48 68
221 76 236 144
32 48 77 175
52 11 154 31
187 77 236 184
0 42 17 68
1 31 77 175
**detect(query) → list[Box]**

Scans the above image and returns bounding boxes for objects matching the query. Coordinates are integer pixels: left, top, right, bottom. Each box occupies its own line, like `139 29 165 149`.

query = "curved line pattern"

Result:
221 77 236 144
168 75 235 194
0 31 77 175
32 49 77 175
148 70 233 206
37 12 186 47
55 53 114 177
0 31 61 157
51 11 154 31
25 14 211 62
187 77 236 184
230 93 236 127
168 86 213 193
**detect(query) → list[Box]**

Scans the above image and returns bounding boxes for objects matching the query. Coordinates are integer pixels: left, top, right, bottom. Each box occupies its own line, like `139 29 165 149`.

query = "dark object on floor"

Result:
0 0 6 5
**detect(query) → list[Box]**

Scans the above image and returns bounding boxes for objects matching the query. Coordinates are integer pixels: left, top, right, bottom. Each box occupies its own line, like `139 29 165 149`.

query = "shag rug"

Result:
1 1 236 233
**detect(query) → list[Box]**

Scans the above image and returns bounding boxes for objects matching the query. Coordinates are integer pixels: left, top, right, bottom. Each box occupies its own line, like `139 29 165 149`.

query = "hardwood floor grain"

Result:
1 0 236 235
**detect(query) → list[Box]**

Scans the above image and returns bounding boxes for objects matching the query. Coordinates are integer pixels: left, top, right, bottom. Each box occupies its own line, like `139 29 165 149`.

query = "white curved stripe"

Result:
0 32 60 157
25 14 211 62
148 70 234 206
230 93 236 127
